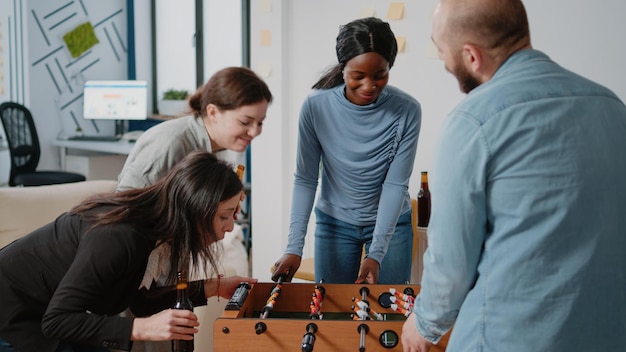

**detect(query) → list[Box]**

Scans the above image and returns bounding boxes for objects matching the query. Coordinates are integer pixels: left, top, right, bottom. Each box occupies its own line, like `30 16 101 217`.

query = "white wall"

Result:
203 0 242 79
154 0 196 96
132 0 153 110
249 0 626 281
150 0 244 101
0 0 29 184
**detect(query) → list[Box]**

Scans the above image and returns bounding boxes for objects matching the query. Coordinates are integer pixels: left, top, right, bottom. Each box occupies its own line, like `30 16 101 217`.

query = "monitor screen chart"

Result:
83 80 148 121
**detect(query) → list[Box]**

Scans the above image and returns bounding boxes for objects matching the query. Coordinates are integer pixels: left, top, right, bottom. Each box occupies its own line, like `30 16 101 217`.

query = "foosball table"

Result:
214 281 449 351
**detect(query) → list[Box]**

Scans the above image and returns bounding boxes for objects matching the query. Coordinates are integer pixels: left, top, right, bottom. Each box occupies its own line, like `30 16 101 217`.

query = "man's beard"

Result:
448 51 481 93
453 62 481 94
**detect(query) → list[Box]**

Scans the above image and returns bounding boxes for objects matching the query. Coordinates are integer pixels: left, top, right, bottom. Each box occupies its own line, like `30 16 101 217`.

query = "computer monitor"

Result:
83 80 148 120
83 80 148 136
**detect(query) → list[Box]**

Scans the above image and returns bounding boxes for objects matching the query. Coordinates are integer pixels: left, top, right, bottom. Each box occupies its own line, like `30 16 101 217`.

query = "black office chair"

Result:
0 102 86 187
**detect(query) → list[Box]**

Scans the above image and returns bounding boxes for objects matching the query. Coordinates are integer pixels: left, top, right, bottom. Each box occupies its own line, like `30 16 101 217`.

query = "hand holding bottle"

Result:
129 309 199 342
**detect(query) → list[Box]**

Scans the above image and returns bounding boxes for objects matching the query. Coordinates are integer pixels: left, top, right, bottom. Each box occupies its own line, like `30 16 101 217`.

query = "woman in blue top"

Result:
272 17 422 284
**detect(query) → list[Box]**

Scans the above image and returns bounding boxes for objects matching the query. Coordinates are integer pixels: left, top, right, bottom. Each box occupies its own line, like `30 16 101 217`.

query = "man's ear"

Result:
462 43 483 74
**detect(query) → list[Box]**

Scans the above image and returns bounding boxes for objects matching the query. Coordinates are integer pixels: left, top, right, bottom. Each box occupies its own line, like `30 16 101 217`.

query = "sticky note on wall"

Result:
396 36 406 53
386 2 405 20
260 0 272 13
260 29 272 46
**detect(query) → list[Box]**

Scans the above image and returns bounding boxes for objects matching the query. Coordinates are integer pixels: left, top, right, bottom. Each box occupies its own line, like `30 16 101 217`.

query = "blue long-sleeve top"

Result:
284 84 421 264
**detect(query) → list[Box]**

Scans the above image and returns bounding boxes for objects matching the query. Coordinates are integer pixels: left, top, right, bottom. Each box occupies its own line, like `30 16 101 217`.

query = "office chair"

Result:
0 102 86 187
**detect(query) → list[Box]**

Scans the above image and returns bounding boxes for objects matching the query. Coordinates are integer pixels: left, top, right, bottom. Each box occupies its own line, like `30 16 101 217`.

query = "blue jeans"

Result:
0 338 109 352
314 208 413 284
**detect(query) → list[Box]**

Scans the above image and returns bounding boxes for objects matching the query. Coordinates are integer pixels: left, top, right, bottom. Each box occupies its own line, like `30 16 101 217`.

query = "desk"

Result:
53 139 135 179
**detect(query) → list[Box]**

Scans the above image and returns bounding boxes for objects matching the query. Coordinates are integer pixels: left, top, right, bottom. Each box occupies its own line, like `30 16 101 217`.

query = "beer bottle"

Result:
417 171 431 227
172 271 194 352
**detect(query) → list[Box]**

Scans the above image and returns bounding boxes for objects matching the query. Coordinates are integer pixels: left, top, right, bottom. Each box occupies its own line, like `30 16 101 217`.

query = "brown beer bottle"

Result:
172 271 194 352
417 171 431 227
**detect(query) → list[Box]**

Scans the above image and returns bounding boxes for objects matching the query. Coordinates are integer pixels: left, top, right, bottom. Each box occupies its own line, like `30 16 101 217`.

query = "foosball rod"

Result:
260 275 283 319
358 323 369 352
356 286 370 320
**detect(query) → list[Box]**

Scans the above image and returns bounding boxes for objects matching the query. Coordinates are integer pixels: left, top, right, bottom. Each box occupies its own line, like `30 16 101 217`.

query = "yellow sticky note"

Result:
386 2 405 20
396 36 406 53
359 5 376 18
256 62 272 78
260 0 272 13
260 29 272 46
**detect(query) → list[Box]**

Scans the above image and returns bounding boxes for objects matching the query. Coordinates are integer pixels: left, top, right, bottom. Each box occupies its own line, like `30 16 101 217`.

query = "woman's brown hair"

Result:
70 149 243 284
188 66 273 116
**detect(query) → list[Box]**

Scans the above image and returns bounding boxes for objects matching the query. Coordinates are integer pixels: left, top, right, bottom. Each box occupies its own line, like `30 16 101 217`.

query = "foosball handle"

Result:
301 323 318 352
255 322 267 335
225 282 251 310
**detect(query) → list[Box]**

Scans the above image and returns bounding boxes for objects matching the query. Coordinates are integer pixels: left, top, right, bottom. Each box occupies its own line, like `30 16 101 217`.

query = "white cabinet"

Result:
65 153 126 181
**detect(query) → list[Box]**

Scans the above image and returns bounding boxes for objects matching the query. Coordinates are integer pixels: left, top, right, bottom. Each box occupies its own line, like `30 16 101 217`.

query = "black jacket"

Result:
0 211 206 352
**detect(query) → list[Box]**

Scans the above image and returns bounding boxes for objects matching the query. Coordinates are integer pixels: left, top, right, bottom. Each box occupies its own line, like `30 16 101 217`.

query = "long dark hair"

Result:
313 17 398 89
188 66 273 117
70 149 243 284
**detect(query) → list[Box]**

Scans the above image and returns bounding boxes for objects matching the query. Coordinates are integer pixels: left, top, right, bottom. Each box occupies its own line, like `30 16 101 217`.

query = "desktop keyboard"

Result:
68 135 120 142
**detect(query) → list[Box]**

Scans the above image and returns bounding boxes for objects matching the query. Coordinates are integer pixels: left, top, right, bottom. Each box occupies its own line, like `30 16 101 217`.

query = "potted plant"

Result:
158 88 190 117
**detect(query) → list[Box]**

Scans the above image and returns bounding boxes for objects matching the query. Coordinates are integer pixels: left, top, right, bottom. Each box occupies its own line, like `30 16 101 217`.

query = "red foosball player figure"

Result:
309 285 324 319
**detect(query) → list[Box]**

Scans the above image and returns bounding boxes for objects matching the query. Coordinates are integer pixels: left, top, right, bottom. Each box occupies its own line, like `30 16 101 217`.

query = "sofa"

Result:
0 180 249 352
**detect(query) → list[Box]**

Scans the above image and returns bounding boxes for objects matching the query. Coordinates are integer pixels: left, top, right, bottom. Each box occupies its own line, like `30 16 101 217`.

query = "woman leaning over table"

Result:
0 150 257 352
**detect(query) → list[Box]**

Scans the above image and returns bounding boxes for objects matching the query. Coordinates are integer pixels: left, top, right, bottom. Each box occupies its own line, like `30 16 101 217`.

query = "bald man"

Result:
402 0 626 351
